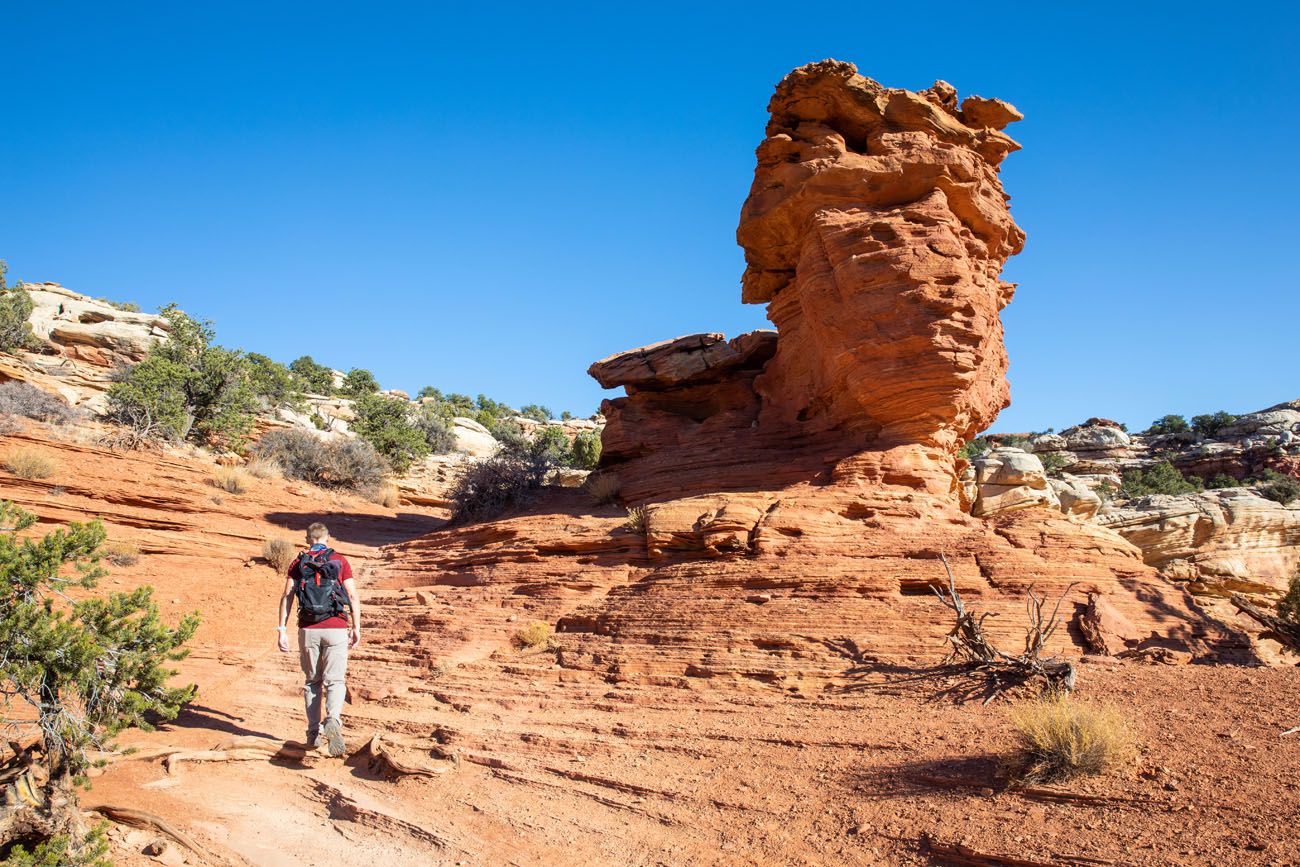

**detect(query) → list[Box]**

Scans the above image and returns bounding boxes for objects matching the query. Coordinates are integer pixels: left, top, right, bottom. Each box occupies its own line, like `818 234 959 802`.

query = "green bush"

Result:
0 500 198 789
340 367 380 397
569 430 601 470
107 305 261 448
1279 571 1300 625
1038 451 1068 477
0 260 38 353
417 385 443 401
1205 473 1240 489
1147 414 1190 435
1 823 110 867
289 355 335 395
351 392 429 472
1252 470 1300 505
1191 411 1237 437
251 429 387 490
413 402 455 454
519 404 551 423
959 436 993 460
247 352 304 410
1119 461 1204 498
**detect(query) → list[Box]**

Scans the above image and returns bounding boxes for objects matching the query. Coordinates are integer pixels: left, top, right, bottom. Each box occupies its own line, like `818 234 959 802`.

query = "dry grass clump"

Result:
363 481 401 509
102 540 142 567
1007 692 1133 783
212 466 252 494
582 471 621 505
4 447 57 479
512 620 556 651
245 456 283 480
624 505 651 534
263 538 298 573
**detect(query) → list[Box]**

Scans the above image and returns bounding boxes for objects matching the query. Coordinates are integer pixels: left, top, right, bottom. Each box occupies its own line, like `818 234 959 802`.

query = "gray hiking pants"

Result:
299 627 348 736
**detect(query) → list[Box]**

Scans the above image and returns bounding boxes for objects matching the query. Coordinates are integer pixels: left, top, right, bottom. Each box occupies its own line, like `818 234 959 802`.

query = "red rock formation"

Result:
391 61 1246 685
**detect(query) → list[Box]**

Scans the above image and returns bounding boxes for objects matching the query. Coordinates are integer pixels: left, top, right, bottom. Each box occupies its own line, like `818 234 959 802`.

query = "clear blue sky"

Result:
3 2 1296 431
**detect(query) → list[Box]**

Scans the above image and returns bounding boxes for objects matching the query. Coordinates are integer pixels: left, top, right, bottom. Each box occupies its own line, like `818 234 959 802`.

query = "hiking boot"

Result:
322 717 345 757
306 730 324 752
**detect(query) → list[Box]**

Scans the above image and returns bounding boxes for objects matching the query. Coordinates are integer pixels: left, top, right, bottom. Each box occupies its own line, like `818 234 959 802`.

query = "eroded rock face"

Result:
382 61 1245 685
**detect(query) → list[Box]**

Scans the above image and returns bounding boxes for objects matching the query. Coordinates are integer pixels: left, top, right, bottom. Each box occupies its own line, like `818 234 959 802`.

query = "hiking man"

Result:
276 522 361 756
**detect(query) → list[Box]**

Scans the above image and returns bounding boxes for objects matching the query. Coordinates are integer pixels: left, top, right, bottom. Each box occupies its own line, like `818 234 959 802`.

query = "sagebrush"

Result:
0 382 77 424
212 466 251 494
263 538 297 572
512 620 556 651
4 447 57 479
252 429 388 491
449 438 557 523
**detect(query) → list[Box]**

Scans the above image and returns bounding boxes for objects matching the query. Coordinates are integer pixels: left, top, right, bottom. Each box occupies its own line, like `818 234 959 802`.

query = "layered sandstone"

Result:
380 60 1249 686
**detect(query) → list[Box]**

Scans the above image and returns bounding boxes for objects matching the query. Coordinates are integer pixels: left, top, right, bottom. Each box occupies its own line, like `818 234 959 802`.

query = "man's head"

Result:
306 522 330 546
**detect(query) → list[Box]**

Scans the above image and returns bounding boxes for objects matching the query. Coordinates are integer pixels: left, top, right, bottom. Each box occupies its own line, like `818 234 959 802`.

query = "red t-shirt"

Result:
287 546 354 629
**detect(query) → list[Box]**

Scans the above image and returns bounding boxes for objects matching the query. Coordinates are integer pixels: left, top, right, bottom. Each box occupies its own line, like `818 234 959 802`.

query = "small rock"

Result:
746 593 772 604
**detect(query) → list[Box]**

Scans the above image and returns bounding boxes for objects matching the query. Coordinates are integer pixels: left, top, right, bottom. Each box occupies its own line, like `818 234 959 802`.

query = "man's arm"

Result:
276 576 295 652
343 577 362 647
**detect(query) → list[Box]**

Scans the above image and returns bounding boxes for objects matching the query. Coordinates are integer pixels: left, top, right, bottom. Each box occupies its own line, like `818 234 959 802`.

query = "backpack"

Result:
294 548 346 626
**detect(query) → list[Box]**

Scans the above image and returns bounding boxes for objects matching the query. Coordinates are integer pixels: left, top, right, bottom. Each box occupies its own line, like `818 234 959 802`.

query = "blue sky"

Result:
3 2 1296 431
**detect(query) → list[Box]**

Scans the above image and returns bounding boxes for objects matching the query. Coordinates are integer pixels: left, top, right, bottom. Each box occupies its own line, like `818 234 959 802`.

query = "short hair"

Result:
306 522 329 542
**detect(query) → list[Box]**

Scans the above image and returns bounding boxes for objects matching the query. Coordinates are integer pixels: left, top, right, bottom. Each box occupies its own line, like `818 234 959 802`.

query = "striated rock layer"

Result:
389 61 1246 684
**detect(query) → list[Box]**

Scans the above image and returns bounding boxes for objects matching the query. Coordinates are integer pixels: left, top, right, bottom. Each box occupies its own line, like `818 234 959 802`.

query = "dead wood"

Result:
933 553 1077 702
354 733 453 779
1230 593 1300 651
90 804 200 852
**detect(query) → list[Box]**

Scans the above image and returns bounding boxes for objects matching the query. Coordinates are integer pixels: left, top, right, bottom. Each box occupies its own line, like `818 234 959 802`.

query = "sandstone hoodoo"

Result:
394 60 1245 686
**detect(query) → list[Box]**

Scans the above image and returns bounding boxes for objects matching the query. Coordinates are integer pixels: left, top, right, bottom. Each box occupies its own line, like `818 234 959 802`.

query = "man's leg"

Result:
299 628 324 744
319 628 350 756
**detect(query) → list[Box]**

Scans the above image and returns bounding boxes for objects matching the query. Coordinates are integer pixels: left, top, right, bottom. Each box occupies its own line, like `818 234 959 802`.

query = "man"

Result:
276 522 361 756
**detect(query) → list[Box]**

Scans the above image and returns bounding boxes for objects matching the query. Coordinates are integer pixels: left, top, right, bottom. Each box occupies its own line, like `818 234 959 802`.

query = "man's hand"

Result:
277 629 290 653
350 626 362 648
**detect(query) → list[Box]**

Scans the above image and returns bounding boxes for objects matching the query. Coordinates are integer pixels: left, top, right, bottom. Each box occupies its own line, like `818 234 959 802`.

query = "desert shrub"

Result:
560 410 574 421
98 298 141 313
351 393 430 472
0 260 38 353
1278 570 1300 625
569 430 601 470
107 305 259 448
289 355 335 395
0 413 22 434
1 823 111 867
1191 411 1237 437
995 434 1031 449
449 438 557 523
246 353 304 410
518 404 551 423
441 392 477 417
310 412 329 430
1205 473 1240 489
535 425 571 461
0 499 198 798
625 505 651 534
417 385 443 401
582 471 620 504
1038 451 1068 477
245 455 283 479
1119 462 1203 499
1252 469 1300 505
1007 692 1133 783
340 367 380 397
413 402 455 454
0 381 76 424
1146 414 1190 435
959 436 993 460
4 447 56 479
1094 480 1117 504
101 540 141 567
511 620 555 650
262 537 297 572
212 466 251 494
251 429 387 490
